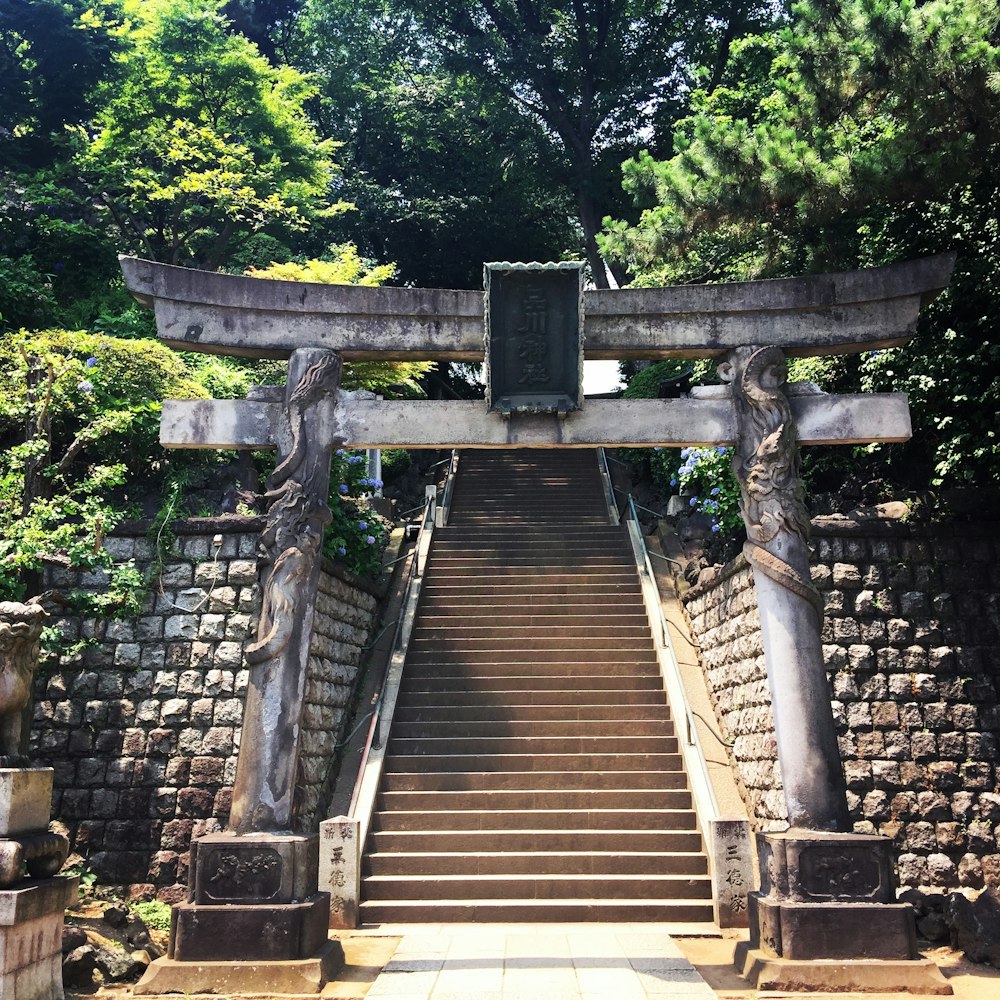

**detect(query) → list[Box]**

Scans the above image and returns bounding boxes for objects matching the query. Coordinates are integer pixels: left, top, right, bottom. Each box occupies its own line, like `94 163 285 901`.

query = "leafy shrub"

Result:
324 449 390 578
0 328 210 601
674 447 743 535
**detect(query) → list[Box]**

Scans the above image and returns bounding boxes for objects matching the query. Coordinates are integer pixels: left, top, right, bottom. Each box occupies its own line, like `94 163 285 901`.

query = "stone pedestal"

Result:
0 878 79 1000
0 767 75 1000
736 830 952 993
135 832 343 995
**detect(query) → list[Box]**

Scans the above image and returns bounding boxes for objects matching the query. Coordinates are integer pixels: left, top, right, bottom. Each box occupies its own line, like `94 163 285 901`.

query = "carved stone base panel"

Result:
759 829 896 904
0 769 53 838
738 830 951 993
735 947 953 995
169 893 331 963
0 876 79 1000
190 832 319 905
135 939 344 996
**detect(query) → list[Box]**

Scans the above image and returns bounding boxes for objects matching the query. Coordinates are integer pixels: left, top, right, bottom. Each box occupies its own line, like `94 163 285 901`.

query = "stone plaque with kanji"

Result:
484 261 583 415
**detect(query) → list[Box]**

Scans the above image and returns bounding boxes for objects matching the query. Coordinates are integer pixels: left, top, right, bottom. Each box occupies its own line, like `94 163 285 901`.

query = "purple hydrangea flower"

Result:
365 535 375 544
77 379 94 393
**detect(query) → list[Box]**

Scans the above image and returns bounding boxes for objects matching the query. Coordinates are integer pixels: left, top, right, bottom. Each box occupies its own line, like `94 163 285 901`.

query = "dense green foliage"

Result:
383 1 782 285
0 329 212 601
3 0 996 606
603 0 1000 491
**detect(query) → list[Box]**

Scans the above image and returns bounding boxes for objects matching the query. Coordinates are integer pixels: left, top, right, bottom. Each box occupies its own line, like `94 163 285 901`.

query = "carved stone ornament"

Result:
245 352 341 669
0 601 47 764
720 346 824 621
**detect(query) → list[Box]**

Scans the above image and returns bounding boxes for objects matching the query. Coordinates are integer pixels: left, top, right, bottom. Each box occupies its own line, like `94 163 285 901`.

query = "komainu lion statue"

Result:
0 602 47 763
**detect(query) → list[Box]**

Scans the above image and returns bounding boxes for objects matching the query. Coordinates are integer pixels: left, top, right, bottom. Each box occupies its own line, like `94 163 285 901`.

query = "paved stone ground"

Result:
355 923 716 1000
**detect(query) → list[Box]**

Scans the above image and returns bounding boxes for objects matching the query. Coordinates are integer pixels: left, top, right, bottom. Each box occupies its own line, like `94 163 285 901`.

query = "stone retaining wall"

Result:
31 518 378 902
683 516 1000 892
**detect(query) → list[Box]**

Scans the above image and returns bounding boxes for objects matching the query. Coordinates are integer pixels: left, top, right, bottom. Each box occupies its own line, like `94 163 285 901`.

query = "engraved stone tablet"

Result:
484 262 584 415
710 818 754 928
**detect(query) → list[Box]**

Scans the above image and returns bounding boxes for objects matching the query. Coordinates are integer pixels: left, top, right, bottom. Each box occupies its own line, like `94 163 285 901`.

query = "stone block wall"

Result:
31 517 378 902
683 516 1000 892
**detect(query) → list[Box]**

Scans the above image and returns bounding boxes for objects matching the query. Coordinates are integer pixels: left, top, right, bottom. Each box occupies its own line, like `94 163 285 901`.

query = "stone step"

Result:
398 687 667 706
399 675 664 693
380 769 688 792
372 807 699 833
404 653 661 687
362 872 712 901
364 850 708 877
419 588 642 604
381 751 685 773
358 898 715 923
388 718 674 738
414 612 651 628
424 567 638 581
418 592 642 607
377 788 692 811
408 627 652 644
386 736 679 759
406 648 658 663
368 828 702 852
393 703 671 722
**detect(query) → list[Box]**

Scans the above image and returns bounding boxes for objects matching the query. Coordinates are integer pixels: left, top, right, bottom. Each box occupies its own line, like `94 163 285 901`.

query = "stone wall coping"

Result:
114 516 266 537
682 513 1000 603
319 556 386 600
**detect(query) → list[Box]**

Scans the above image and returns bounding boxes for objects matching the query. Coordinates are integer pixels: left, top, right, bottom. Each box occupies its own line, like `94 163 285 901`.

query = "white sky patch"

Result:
583 359 623 396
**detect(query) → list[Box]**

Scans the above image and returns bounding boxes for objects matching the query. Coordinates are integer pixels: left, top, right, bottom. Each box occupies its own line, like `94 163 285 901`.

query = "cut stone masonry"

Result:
684 514 1000 892
30 517 377 902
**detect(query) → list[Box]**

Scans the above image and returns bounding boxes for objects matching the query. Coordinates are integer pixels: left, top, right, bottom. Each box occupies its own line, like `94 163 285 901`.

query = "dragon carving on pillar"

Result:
720 345 824 621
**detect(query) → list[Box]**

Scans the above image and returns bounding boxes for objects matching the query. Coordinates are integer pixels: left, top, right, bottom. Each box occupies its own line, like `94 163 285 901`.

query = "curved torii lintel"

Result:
119 253 955 362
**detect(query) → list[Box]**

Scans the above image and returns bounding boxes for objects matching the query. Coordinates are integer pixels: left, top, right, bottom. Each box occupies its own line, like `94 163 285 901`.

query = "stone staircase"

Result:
359 449 713 922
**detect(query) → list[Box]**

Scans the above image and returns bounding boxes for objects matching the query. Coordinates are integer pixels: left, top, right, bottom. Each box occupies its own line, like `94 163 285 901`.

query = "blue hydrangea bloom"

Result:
366 535 375 544
689 497 698 506
85 357 97 368
77 379 94 393
711 523 721 533
338 484 349 494
336 448 344 456
374 479 383 489
669 478 677 487
358 521 368 530
337 546 346 555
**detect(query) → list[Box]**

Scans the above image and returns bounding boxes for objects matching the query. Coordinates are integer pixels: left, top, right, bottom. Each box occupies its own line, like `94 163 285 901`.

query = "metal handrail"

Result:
347 448 461 838
596 448 620 525
622 493 720 822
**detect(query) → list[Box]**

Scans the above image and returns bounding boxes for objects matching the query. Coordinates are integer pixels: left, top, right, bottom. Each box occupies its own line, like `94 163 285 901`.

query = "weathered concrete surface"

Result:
0 770 51 837
133 939 344 995
160 392 912 450
121 253 955 360
0 877 78 1000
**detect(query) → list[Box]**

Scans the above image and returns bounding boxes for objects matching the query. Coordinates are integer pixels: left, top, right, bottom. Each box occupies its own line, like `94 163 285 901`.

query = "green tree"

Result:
80 0 339 270
0 0 123 171
292 0 577 288
604 0 1000 489
387 0 781 286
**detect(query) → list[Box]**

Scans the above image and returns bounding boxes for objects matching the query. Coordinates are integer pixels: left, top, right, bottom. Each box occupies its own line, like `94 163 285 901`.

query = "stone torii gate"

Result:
122 253 954 995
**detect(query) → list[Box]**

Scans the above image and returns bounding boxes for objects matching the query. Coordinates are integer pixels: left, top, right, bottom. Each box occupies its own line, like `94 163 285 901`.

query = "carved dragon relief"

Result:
720 346 824 621
245 352 341 667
